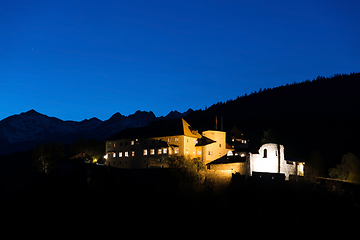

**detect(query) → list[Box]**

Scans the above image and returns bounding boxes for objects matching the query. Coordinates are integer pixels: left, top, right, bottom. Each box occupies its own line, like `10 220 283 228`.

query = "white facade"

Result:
249 143 304 180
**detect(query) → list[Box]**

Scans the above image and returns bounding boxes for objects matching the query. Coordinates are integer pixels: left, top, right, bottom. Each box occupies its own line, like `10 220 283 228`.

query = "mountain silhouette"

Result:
0 109 193 155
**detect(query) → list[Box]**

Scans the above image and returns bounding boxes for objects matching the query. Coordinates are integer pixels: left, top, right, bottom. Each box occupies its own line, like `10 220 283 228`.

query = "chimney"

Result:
221 116 223 131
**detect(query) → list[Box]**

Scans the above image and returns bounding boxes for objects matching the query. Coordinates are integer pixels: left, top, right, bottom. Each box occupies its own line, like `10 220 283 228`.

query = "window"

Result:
113 143 116 147
131 151 135 157
163 148 168 154
158 149 162 155
219 144 221 147
186 148 189 154
119 152 123 157
113 152 116 157
125 151 129 157
263 149 267 158
175 137 178 142
167 138 171 143
174 148 179 154
208 151 213 155
131 140 134 145
150 149 155 155
197 150 201 155
143 149 148 155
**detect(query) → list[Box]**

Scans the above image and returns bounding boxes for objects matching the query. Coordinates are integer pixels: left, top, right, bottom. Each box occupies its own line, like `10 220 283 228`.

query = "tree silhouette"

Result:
329 152 360 184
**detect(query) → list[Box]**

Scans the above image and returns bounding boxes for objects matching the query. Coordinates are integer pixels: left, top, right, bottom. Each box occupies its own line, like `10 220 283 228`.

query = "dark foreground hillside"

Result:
2 166 359 232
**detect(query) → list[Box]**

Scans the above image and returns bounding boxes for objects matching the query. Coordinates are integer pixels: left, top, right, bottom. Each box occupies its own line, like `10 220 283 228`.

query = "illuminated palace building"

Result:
105 118 304 180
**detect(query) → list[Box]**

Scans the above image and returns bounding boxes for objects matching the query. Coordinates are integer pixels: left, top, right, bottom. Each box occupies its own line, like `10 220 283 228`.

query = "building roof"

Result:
107 118 201 141
195 136 216 146
206 154 246 165
229 125 246 140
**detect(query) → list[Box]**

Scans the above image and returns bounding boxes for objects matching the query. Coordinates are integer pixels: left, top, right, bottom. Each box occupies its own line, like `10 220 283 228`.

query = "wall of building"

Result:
207 162 247 175
105 134 202 169
202 131 229 165
249 143 299 180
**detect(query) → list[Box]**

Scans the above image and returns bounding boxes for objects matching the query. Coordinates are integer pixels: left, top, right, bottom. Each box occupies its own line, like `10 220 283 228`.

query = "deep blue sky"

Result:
1 0 359 121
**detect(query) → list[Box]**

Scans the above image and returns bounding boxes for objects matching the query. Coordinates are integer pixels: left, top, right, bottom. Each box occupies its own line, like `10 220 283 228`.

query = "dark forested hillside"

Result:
185 73 360 173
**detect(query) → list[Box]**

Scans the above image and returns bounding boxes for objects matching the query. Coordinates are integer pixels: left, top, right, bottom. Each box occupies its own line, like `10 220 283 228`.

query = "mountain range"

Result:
0 108 193 155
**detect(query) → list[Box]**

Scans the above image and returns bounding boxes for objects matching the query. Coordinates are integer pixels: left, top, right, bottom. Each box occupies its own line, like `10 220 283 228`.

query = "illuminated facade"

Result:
249 143 305 180
105 118 232 169
105 119 305 180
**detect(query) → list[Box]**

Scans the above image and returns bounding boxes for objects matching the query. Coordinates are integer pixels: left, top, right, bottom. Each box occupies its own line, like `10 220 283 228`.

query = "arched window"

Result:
263 148 267 158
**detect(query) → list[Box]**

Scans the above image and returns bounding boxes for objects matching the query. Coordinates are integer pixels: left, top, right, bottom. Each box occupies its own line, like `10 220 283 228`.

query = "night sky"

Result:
1 0 359 121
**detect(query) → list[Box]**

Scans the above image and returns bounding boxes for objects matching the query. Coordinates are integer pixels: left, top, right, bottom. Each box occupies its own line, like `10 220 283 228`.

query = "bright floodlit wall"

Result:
249 143 299 180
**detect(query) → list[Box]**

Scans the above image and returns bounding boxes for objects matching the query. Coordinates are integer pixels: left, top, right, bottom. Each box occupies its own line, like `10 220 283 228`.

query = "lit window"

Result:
197 150 201 155
175 148 179 154
143 149 148 155
132 151 135 157
158 149 162 154
113 143 116 147
186 148 189 154
131 140 134 145
208 151 213 155
163 148 168 154
150 149 155 155
119 152 123 157
167 138 171 143
125 151 129 157
113 152 116 157
175 137 178 142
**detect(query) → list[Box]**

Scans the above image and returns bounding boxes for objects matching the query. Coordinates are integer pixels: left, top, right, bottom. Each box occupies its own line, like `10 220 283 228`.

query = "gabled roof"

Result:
206 155 246 165
195 136 216 146
107 118 201 141
229 125 245 140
